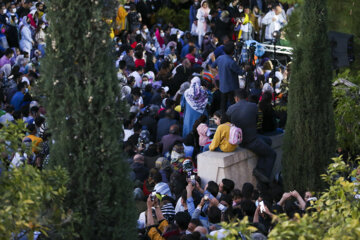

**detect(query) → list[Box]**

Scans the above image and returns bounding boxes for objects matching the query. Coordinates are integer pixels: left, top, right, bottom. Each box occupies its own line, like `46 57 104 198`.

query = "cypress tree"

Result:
40 0 136 238
282 0 335 192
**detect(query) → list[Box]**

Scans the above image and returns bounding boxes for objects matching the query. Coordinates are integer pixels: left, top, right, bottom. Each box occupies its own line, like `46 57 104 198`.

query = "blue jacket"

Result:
212 54 243 93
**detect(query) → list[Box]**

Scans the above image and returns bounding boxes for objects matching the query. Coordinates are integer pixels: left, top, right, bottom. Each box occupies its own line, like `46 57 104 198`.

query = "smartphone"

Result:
259 201 265 213
204 194 209 201
190 175 196 186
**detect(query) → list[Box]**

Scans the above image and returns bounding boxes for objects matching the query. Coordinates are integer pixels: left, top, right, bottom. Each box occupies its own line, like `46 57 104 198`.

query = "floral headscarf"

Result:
184 77 208 113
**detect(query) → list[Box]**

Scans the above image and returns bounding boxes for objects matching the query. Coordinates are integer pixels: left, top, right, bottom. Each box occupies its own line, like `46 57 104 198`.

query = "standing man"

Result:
227 89 276 183
261 4 287 42
189 0 199 31
211 42 243 113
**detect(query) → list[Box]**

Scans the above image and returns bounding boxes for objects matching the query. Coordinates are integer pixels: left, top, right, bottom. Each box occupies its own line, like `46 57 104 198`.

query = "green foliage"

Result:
207 217 258 240
0 120 32 165
211 157 360 240
282 0 335 192
269 157 360 240
0 165 75 239
333 85 360 155
40 0 137 239
156 7 190 31
283 0 360 73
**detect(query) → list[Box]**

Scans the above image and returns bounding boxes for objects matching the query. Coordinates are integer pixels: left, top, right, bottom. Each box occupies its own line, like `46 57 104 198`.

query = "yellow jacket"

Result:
147 219 169 240
209 123 238 152
115 5 128 34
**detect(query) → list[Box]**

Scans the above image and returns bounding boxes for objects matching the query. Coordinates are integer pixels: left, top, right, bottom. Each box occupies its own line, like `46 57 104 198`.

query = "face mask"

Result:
239 8 243 13
177 34 180 39
118 41 122 46
115 47 119 51
41 24 46 29
151 46 156 52
160 32 165 38
136 30 140 35
12 8 16 13
2 9 7 14
144 28 149 33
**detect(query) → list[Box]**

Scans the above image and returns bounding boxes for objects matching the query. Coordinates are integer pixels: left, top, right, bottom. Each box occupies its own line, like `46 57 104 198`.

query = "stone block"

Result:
197 134 284 189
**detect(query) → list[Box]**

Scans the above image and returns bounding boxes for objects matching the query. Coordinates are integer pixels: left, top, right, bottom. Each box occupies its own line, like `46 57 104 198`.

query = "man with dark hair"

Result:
160 124 183 154
0 48 14 68
0 105 14 125
156 109 179 141
206 181 219 198
211 41 243 113
10 82 26 111
181 39 196 59
185 45 202 67
219 178 235 195
123 46 135 70
17 0 32 19
130 154 149 182
227 89 276 183
129 65 144 88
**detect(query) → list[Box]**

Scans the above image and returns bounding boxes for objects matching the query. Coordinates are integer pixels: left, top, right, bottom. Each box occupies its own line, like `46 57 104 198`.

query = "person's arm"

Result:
146 195 155 226
147 197 168 240
263 205 274 219
192 197 206 219
261 12 273 25
154 198 165 222
253 205 260 223
210 197 227 213
277 192 292 207
291 190 306 210
209 125 222 151
195 181 204 194
186 182 196 216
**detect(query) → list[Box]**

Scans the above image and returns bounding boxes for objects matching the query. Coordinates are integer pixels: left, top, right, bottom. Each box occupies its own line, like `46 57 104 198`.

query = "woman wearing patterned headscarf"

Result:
181 76 208 137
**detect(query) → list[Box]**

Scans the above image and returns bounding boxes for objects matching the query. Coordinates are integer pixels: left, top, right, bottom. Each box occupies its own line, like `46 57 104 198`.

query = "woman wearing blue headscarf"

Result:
181 76 208 137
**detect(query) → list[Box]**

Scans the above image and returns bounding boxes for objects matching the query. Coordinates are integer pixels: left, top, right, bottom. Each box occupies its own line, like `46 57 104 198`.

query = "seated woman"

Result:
204 111 238 152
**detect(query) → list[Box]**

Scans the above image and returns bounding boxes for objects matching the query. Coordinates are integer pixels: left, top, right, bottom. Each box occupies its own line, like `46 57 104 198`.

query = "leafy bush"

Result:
333 81 360 155
0 121 75 239
156 7 190 31
210 157 360 239
0 165 75 239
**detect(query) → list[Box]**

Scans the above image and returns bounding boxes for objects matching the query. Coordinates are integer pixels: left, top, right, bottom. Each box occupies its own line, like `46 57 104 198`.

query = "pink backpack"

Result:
228 124 243 145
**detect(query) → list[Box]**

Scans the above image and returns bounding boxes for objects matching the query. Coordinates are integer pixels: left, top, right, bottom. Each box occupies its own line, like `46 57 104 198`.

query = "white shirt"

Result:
261 10 287 40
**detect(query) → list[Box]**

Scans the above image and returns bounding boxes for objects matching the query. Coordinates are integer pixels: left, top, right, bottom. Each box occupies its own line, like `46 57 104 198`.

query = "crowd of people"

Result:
0 0 313 239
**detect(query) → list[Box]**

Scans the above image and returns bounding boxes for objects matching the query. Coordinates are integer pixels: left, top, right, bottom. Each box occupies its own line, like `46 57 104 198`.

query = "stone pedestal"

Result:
197 134 283 188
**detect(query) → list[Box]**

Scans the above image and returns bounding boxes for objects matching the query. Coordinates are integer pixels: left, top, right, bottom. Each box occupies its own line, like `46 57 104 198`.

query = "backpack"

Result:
228 124 243 145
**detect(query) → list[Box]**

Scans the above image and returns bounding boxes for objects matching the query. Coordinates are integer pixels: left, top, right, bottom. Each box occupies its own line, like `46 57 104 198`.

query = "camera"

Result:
151 192 156 201
249 42 256 53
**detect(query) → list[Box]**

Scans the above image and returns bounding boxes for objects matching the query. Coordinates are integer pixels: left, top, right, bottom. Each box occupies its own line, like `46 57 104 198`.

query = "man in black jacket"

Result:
227 89 276 183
